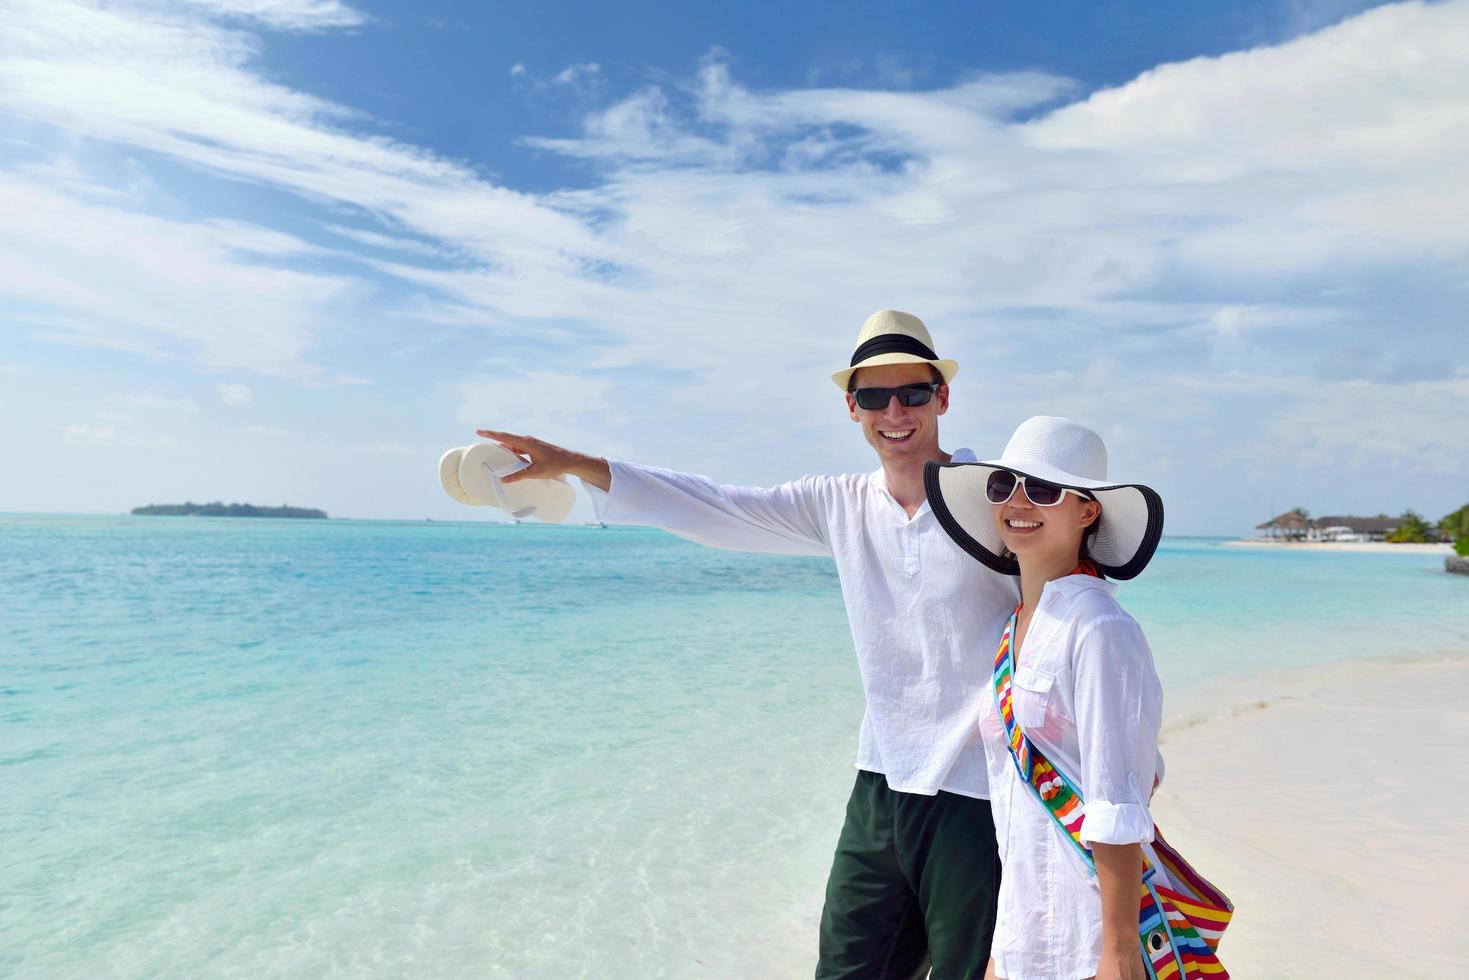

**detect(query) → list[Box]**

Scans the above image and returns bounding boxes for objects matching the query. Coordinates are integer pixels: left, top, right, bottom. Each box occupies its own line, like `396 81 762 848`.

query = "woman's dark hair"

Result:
1080 506 1107 578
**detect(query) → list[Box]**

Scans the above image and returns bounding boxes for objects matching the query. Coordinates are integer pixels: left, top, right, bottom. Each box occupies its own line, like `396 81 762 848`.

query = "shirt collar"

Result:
1041 573 1119 599
868 447 976 485
870 447 975 521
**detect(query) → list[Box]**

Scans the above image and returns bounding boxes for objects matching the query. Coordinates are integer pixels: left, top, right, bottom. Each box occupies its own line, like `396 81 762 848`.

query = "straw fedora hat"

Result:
923 416 1165 580
831 309 959 391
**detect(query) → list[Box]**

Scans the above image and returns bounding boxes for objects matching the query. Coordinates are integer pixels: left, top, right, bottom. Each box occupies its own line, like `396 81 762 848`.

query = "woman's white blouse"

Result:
982 574 1169 980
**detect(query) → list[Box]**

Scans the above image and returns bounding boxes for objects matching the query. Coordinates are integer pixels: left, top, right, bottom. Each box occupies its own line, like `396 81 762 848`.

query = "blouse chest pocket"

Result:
1011 665 1056 729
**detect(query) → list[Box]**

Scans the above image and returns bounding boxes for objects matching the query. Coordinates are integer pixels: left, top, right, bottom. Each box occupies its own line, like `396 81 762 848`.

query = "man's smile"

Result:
879 429 915 442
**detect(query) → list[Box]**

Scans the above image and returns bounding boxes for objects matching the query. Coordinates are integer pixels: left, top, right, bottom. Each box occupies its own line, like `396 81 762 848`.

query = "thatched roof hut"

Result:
1256 511 1312 539
1254 513 1401 541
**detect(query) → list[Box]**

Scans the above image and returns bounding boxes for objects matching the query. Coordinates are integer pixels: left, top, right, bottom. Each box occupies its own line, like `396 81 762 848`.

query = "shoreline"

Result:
1150 651 1469 978
1224 538 1452 554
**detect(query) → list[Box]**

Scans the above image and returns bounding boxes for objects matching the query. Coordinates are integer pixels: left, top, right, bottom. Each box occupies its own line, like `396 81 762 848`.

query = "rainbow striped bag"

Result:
994 611 1233 979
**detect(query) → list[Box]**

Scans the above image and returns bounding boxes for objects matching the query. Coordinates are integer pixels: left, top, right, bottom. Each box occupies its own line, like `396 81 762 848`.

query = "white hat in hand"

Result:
438 444 576 523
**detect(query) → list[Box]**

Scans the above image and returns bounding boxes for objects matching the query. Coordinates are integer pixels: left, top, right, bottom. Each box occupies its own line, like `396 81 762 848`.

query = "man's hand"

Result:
474 429 612 492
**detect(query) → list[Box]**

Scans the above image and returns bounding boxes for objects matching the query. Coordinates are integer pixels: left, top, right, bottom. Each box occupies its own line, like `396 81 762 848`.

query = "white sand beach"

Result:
1225 538 1453 555
1151 656 1469 978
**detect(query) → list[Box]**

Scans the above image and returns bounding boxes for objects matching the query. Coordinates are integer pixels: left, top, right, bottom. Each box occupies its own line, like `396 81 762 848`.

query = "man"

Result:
477 310 1018 979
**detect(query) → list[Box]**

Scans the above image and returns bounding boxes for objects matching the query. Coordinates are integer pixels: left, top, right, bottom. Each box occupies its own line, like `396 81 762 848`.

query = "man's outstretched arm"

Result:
472 428 831 556
476 429 611 491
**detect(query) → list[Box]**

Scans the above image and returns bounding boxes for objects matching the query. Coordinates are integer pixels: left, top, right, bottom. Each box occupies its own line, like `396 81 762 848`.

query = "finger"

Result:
501 463 542 484
476 429 532 453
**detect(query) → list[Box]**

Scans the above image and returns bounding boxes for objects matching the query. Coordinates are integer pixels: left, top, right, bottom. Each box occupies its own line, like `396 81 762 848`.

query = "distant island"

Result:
131 501 328 519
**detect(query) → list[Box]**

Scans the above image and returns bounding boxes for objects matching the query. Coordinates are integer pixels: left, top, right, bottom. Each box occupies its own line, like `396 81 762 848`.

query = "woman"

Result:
925 415 1171 980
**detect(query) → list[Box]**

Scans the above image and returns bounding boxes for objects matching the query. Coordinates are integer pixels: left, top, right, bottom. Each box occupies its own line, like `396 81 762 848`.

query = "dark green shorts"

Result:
816 771 1001 980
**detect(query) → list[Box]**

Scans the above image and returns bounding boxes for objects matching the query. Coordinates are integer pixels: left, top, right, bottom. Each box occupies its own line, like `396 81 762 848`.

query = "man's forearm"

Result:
584 461 830 556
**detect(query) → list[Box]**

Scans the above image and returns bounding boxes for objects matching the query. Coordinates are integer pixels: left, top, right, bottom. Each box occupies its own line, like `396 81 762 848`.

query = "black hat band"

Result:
849 333 939 366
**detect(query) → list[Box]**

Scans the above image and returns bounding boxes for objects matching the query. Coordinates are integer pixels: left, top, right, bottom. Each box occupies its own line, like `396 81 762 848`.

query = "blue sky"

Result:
1 0 1465 533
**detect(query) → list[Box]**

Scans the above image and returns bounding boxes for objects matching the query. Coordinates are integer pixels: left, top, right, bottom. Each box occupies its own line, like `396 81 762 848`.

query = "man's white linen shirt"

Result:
981 574 1168 980
584 454 1019 798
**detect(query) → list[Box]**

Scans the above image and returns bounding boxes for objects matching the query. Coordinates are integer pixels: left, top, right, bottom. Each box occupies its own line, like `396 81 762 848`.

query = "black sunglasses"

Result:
851 383 940 411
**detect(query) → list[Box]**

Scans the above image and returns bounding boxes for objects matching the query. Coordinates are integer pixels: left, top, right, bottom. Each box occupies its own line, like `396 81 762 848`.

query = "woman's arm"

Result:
1073 615 1163 847
1071 614 1163 980
1091 842 1146 980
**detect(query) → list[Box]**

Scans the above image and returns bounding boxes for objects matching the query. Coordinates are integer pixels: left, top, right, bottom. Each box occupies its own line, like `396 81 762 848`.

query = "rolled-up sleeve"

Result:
1072 615 1163 847
582 460 832 556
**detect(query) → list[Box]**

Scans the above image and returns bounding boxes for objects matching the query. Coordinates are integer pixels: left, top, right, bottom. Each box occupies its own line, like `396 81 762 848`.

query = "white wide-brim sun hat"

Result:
438 444 576 523
923 415 1164 580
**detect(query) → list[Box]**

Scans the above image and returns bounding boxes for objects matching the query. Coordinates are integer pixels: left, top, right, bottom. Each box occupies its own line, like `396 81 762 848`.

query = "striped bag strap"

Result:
992 608 1097 869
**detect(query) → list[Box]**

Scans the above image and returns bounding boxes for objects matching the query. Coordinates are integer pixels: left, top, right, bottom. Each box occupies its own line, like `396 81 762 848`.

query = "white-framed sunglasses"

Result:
985 469 1094 508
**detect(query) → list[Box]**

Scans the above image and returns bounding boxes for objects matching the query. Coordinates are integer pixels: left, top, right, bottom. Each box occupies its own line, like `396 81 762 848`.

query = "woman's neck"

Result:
1018 550 1084 610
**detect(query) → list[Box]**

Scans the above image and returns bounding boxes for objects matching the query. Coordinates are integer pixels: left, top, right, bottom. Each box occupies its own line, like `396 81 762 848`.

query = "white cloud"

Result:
509 60 604 99
1019 2 1469 275
217 383 253 406
0 0 600 282
323 223 444 258
174 0 366 31
454 371 620 449
1257 373 1469 474
1192 304 1344 371
554 62 600 86
64 423 117 442
0 172 350 375
63 422 178 449
10 0 1462 385
3 0 1467 528
122 391 199 413
201 220 331 257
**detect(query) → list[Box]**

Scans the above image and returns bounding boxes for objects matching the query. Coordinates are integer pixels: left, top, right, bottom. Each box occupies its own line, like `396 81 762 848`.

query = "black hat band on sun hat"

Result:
921 416 1167 581
924 460 1165 580
849 333 940 366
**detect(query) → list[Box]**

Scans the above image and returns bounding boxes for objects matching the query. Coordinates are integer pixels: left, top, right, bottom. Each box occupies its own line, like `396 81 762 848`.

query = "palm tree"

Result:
1387 510 1434 544
1440 503 1469 542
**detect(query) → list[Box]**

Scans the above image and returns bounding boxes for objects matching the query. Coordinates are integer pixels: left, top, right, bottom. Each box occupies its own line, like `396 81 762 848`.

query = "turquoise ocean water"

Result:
4 514 1466 978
